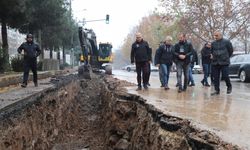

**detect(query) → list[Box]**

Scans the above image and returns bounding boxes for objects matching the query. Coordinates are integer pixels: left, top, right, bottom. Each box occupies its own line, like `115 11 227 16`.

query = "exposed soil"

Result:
0 72 242 150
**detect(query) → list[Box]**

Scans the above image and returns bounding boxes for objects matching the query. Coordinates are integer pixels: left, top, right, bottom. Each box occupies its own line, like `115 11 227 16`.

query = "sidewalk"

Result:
0 67 77 111
0 69 72 88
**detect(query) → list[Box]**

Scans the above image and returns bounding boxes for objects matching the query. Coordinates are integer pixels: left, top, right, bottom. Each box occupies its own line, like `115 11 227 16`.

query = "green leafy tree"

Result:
26 0 78 61
0 0 27 72
20 0 67 33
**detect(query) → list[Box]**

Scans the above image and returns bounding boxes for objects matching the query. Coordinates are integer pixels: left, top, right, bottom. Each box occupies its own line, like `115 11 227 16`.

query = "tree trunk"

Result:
244 38 247 54
1 21 10 72
244 26 248 54
63 45 66 64
50 47 53 59
38 29 43 60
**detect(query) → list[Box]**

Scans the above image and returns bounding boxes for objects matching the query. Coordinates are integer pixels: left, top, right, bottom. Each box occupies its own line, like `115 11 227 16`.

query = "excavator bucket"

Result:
78 65 91 79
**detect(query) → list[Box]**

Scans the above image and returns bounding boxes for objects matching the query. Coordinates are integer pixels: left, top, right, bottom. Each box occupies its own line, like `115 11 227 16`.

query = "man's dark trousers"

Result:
146 63 151 85
176 62 189 90
136 61 150 87
212 65 231 92
23 58 37 84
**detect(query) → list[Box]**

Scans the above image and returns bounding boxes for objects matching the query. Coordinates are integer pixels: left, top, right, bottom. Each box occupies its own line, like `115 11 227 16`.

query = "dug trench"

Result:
0 73 241 150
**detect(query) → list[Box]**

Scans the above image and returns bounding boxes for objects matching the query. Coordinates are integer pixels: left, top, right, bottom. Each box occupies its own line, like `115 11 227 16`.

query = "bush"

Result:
59 63 70 70
11 55 24 72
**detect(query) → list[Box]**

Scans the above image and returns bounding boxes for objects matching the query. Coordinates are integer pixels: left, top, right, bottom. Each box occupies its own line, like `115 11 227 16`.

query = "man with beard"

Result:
173 33 193 93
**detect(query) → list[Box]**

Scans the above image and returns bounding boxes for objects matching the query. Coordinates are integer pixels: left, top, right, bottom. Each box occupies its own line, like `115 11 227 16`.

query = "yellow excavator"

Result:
78 27 113 77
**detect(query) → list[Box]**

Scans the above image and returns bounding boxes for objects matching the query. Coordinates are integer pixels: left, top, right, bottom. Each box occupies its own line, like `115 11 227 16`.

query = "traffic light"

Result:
106 14 109 24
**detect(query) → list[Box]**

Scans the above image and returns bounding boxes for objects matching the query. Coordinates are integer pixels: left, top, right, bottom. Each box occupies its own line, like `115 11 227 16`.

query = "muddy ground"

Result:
0 72 242 150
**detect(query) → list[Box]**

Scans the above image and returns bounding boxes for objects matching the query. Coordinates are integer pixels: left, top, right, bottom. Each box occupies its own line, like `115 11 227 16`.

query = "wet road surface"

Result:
113 70 250 149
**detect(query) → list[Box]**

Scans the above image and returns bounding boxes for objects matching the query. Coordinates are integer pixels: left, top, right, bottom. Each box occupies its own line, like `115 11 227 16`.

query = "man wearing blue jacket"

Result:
155 36 173 90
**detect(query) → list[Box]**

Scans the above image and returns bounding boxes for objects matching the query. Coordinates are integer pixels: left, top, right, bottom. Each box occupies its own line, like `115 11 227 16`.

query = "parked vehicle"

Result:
150 65 159 72
192 65 203 74
122 64 136 72
122 64 159 72
229 54 250 82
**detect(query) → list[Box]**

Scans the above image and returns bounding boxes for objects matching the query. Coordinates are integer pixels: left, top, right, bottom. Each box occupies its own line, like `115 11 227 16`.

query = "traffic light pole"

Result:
80 14 109 24
85 19 106 22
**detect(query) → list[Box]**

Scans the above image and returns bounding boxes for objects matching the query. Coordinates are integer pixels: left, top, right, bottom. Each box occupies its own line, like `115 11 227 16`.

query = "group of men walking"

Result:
130 31 233 95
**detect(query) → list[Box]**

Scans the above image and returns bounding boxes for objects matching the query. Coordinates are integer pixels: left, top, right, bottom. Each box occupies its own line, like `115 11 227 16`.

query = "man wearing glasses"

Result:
210 31 233 95
131 33 152 90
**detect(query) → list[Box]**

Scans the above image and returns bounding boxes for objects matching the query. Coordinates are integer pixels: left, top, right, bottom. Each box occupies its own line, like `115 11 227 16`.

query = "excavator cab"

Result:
98 43 113 63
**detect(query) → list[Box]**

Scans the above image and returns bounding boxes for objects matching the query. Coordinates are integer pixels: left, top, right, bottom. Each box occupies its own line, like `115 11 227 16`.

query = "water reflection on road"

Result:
113 70 250 149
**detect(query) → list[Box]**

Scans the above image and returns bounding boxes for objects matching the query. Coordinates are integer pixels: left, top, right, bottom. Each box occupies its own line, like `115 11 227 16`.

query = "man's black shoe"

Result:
147 83 151 86
201 80 204 86
227 87 232 94
136 86 142 91
21 83 27 88
176 83 179 87
164 85 170 90
189 83 195 87
178 88 182 93
204 84 210 87
34 82 38 87
143 84 148 90
211 91 220 95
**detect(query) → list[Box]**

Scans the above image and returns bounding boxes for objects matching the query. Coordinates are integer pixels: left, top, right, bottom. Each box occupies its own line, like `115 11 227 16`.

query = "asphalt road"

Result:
113 70 250 150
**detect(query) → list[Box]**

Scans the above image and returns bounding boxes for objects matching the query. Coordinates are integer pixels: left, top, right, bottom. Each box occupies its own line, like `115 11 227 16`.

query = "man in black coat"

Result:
17 34 41 88
146 47 152 86
173 33 193 93
201 42 212 86
211 31 233 95
131 33 152 90
188 48 198 86
154 47 164 87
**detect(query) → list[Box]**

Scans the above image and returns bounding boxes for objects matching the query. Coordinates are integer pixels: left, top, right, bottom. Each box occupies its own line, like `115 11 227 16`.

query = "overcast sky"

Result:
72 0 159 49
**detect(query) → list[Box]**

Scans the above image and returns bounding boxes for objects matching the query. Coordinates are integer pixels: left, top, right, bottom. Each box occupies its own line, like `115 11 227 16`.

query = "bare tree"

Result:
120 28 137 63
159 0 250 43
